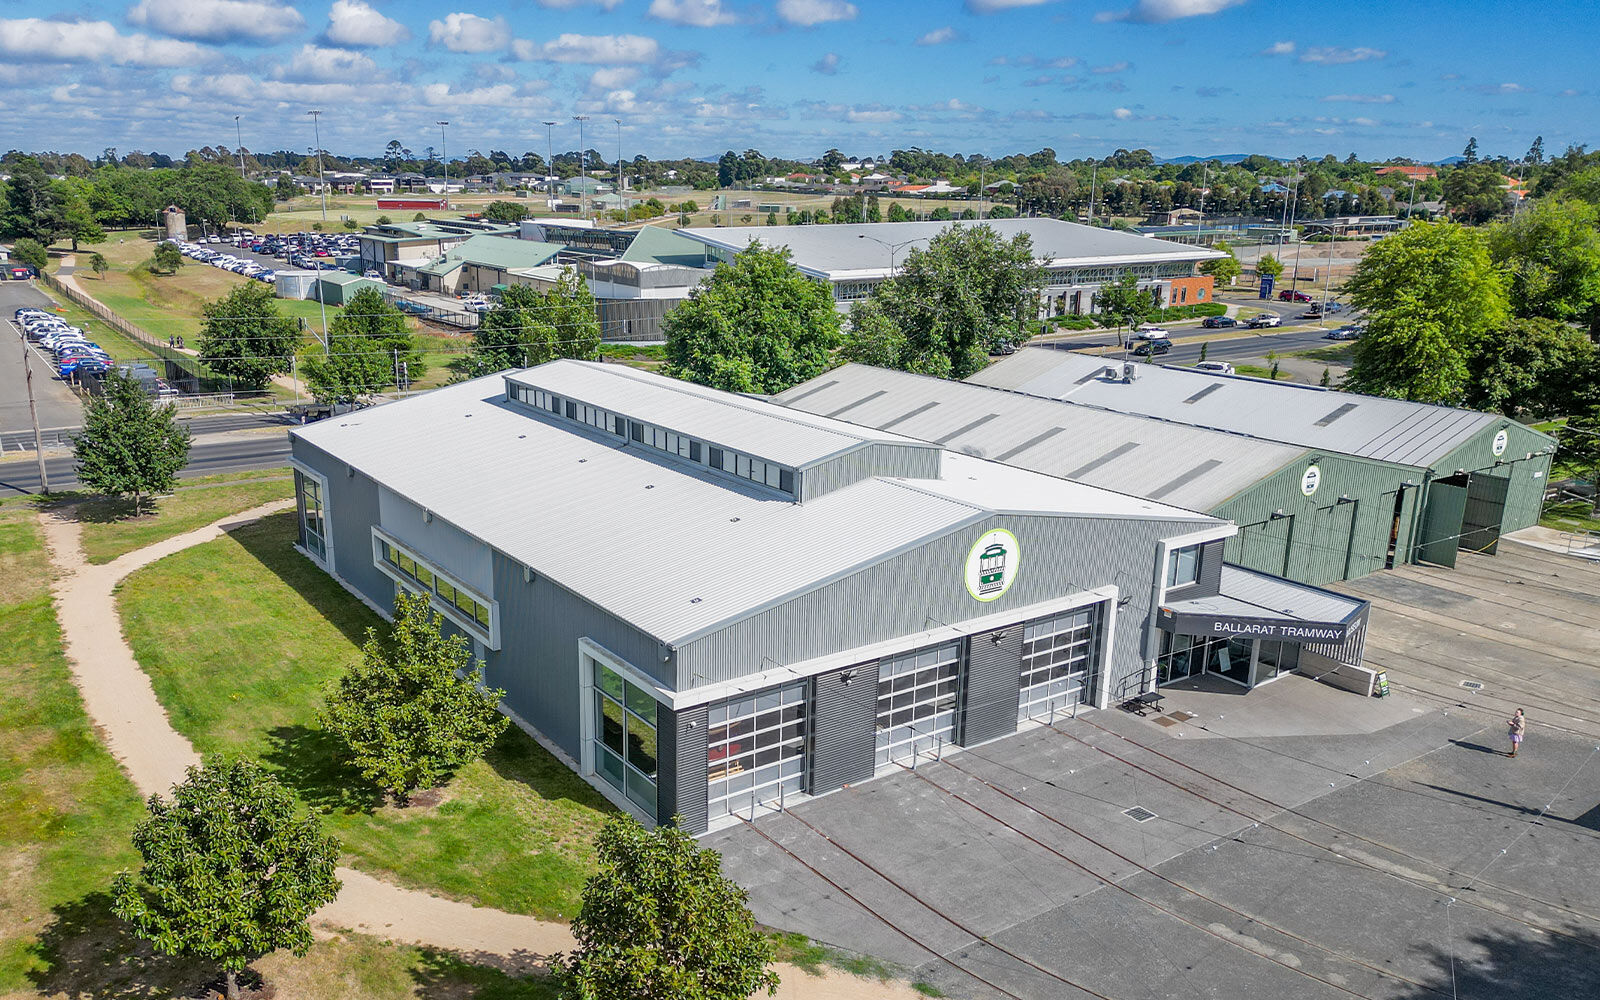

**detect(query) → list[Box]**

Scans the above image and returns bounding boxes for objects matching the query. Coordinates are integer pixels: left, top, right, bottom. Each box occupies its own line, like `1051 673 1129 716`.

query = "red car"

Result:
1278 289 1313 302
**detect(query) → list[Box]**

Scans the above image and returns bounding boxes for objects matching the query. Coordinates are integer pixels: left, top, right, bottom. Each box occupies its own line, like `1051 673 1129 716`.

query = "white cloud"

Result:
421 82 521 106
536 0 626 8
127 0 304 44
429 12 512 53
278 43 377 81
323 0 410 48
1262 40 1294 55
967 0 1060 11
1091 61 1129 73
776 0 858 27
847 107 900 123
589 65 641 89
523 33 663 63
811 52 840 74
1112 106 1133 119
1300 46 1386 64
1321 93 1394 104
648 0 737 26
915 26 958 46
0 17 210 66
1095 0 1244 24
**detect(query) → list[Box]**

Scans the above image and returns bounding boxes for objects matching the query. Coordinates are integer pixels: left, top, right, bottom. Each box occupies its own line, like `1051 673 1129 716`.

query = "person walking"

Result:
1508 709 1526 757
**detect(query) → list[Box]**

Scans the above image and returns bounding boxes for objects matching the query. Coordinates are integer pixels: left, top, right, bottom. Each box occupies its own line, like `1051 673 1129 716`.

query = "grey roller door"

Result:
957 628 1022 747
1417 479 1468 568
808 664 879 795
1461 473 1510 556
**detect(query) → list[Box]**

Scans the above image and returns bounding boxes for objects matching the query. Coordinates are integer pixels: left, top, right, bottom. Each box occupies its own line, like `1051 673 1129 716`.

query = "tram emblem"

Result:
965 528 1020 602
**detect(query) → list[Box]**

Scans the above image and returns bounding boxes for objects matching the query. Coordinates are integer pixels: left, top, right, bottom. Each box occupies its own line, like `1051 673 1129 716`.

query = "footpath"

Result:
38 500 919 997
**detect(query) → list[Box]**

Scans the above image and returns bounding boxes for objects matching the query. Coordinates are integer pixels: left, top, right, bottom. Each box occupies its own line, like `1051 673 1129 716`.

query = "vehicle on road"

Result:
1130 338 1171 357
1201 316 1237 328
1325 326 1364 340
1194 361 1236 374
1278 290 1313 302
1133 324 1170 339
1247 313 1282 328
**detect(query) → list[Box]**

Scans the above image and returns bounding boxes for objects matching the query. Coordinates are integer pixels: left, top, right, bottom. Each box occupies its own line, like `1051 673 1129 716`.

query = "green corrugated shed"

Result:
315 273 383 305
620 226 708 267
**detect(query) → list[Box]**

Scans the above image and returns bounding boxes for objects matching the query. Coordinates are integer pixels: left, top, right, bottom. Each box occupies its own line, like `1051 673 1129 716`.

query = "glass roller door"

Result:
1018 606 1100 722
706 682 807 821
875 643 961 769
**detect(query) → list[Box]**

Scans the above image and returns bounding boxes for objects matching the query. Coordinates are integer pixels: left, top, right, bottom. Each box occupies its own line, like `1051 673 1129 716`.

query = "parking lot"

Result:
707 540 1600 999
1 282 84 436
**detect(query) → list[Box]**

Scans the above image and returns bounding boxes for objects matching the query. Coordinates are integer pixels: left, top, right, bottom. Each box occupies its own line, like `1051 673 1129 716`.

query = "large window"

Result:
1167 544 1201 588
593 662 658 814
295 470 327 563
875 644 960 769
707 682 806 821
1018 606 1099 722
374 535 495 643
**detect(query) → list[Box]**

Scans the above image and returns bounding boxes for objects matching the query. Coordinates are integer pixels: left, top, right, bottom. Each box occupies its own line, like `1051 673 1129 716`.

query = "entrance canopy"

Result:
1158 566 1367 643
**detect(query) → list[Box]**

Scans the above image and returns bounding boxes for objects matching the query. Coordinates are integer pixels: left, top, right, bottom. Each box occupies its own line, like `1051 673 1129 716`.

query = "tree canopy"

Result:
557 813 779 1000
196 282 299 389
1344 221 1509 403
319 591 509 802
465 268 601 376
1466 317 1596 417
1487 198 1600 336
1443 163 1510 225
111 759 341 1000
1092 271 1155 345
663 242 843 393
73 370 192 512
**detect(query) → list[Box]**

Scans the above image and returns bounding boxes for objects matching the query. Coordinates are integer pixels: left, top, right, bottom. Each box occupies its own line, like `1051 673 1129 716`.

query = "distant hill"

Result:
1155 153 1288 165
1433 156 1466 165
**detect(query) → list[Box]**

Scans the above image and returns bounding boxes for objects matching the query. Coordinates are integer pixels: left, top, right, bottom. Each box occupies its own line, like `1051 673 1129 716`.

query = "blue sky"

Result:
0 0 1591 162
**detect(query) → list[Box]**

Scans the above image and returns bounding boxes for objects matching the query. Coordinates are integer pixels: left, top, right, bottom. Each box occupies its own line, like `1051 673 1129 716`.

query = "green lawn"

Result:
117 512 614 919
1292 343 1355 363
58 471 295 565
1541 497 1600 534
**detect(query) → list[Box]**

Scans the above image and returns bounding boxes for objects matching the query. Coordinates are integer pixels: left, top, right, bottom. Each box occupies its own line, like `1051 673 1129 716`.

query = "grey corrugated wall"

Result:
808 662 880 794
292 439 388 602
960 627 1023 746
1433 420 1554 536
658 704 707 829
678 511 1215 706
799 443 942 501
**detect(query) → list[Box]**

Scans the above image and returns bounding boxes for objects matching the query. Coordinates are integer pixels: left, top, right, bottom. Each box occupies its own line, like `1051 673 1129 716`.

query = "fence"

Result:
380 287 481 329
34 272 211 391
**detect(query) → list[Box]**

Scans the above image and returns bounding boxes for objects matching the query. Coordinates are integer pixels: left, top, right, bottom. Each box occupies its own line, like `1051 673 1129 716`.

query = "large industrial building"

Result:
777 351 1556 585
288 360 1368 832
674 218 1225 316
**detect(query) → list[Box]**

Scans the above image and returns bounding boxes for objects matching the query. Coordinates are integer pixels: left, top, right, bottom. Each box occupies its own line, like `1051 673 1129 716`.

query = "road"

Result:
0 409 295 453
0 431 293 496
1 280 84 436
1039 325 1339 364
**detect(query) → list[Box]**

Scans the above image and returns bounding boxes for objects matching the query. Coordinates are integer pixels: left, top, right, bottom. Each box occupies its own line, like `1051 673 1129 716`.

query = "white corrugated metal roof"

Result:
967 349 1510 468
512 360 935 468
293 368 1222 646
774 365 1304 509
1166 565 1366 625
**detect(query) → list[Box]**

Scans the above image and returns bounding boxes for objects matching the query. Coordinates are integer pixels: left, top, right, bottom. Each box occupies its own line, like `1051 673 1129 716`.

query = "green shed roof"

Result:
620 226 707 267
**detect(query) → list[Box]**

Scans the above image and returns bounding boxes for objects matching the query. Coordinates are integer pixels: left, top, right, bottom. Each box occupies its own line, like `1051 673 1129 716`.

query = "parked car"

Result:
1278 289 1313 302
1194 361 1236 374
1247 313 1282 329
1200 316 1237 328
1130 338 1171 357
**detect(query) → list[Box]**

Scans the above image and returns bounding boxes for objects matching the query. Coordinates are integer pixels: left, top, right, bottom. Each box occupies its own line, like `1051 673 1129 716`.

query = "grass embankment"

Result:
118 512 613 918
0 506 554 998
58 470 295 565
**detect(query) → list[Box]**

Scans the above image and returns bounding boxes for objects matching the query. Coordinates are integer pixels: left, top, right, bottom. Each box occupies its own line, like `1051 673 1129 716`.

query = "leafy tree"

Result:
1559 408 1600 515
1256 254 1284 280
1466 317 1597 416
196 282 298 389
73 370 192 513
1092 272 1153 347
1199 240 1241 285
320 591 509 802
1487 198 1600 334
1527 136 1545 165
1462 136 1479 165
413 211 428 221
376 214 392 225
89 251 109 279
112 759 341 1000
886 202 911 223
275 175 298 201
837 300 952 378
1320 367 1331 387
988 203 1017 219
483 200 530 222
556 813 780 1000
0 157 63 243
57 186 106 251
152 242 182 274
300 332 388 404
1344 221 1509 402
1443 163 1510 225
765 211 777 226
331 286 421 377
10 237 47 273
342 217 359 231
872 223 1047 377
663 242 842 393
465 268 601 376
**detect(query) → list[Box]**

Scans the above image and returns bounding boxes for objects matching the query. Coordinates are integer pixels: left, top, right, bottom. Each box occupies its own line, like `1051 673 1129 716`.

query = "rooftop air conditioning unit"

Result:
1123 362 1137 382
1104 365 1119 380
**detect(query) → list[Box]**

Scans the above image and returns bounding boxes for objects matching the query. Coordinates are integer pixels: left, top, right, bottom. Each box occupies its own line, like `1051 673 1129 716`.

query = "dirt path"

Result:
38 503 921 998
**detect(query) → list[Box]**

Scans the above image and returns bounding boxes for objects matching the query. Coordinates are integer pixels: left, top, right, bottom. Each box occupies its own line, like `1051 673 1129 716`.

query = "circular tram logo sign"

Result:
965 528 1020 602
1492 429 1509 457
1300 464 1322 497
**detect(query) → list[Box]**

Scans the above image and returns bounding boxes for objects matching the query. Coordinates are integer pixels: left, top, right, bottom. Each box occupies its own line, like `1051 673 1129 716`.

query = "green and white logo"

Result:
965 528 1020 602
1301 464 1322 497
1492 429 1508 457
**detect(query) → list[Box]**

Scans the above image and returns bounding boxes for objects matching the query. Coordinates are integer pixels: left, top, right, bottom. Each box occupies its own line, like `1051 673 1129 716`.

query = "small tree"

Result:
311 221 324 232
376 214 392 225
342 217 359 231
1199 341 1209 362
557 814 780 1000
1560 409 1600 516
10 237 48 273
1320 367 1332 387
1257 254 1284 281
89 251 109 280
152 242 182 274
1093 272 1153 347
111 759 342 1000
413 211 428 222
74 370 192 513
483 200 530 222
1200 240 1242 286
197 282 298 389
319 591 509 802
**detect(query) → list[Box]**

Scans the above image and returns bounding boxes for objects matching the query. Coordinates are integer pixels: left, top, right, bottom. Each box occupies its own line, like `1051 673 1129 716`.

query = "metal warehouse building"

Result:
287 361 1368 832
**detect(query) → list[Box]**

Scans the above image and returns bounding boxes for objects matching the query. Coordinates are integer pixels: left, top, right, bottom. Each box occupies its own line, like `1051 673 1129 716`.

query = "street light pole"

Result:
307 110 327 222
615 118 623 210
573 115 590 220
1086 159 1098 225
234 115 246 181
436 120 450 210
542 120 558 210
23 343 48 494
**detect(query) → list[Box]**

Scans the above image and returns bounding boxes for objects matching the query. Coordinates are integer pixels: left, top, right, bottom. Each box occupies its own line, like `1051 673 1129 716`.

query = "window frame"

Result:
1166 544 1201 589
370 528 499 649
290 463 334 572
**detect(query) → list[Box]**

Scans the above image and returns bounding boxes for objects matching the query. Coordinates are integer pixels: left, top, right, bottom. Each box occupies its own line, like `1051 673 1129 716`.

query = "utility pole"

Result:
615 118 623 211
542 120 558 210
307 110 327 222
573 115 590 220
1086 159 1098 225
23 344 49 494
436 120 450 210
1198 163 1208 231
234 115 246 180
